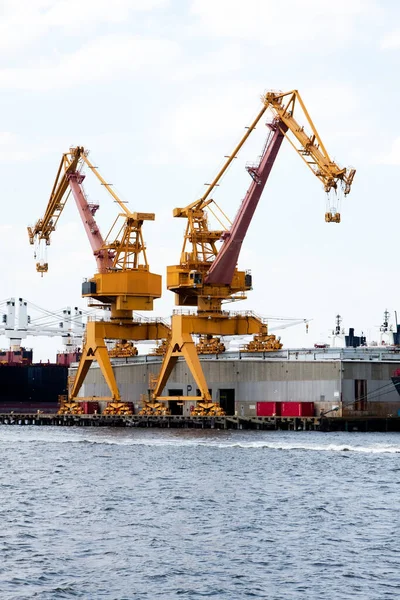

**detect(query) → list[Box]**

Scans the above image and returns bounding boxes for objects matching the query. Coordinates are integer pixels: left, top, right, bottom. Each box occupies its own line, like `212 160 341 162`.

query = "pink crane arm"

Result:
68 173 114 274
205 120 288 285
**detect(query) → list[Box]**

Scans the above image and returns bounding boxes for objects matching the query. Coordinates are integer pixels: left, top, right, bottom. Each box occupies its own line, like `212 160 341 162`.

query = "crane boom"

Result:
173 105 269 217
27 147 155 275
67 172 112 273
27 148 83 245
264 90 355 194
27 147 113 273
205 120 288 285
171 88 356 292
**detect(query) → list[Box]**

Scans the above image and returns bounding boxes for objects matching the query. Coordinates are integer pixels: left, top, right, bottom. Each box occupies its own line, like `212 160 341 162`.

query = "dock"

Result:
0 413 319 430
1 413 400 431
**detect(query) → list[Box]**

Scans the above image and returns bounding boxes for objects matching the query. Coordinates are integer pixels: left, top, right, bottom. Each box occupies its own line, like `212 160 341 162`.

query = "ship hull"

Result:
392 376 400 396
0 364 67 413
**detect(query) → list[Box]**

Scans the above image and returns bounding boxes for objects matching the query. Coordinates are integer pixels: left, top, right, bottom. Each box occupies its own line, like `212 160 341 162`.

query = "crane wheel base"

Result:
58 401 84 415
139 402 171 416
192 402 225 417
103 402 133 416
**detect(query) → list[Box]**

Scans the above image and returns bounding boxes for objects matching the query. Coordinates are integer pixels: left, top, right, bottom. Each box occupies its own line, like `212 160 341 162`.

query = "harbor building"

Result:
73 347 400 418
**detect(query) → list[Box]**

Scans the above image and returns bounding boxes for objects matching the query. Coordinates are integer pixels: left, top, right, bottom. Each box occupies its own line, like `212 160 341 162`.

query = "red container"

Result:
257 402 281 417
82 401 100 415
281 402 314 417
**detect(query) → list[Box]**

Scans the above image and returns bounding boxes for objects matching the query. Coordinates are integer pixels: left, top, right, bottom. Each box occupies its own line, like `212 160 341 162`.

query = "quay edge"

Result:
1 413 400 432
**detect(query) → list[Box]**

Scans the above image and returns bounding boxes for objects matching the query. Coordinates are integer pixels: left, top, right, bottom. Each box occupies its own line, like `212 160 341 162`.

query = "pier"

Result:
0 412 319 430
1 413 400 431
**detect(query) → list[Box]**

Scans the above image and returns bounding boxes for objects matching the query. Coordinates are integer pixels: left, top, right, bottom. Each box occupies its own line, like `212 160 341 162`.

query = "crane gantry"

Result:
28 147 170 402
152 89 356 407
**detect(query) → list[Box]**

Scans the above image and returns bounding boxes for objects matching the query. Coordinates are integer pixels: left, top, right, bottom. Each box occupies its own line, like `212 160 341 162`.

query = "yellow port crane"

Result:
153 89 355 406
28 147 170 402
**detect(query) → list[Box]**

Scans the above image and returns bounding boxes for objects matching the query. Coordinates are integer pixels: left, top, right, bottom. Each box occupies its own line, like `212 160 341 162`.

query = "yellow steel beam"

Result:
70 319 171 401
263 90 355 194
152 313 264 401
174 104 269 217
81 154 156 221
152 315 211 401
28 147 85 244
70 321 119 400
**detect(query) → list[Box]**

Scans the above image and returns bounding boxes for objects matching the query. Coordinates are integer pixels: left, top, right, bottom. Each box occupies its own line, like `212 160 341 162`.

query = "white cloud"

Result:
0 132 34 161
381 29 400 49
172 44 244 81
0 34 179 91
0 130 136 165
40 0 168 28
152 83 262 166
0 0 169 52
377 136 400 165
191 0 379 46
288 84 362 159
152 81 361 169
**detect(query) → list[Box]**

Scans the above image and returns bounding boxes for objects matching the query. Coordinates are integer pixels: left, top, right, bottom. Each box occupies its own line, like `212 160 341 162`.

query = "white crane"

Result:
0 298 85 352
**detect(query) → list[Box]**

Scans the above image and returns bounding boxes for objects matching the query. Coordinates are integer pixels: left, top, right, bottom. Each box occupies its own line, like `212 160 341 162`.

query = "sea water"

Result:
0 427 399 599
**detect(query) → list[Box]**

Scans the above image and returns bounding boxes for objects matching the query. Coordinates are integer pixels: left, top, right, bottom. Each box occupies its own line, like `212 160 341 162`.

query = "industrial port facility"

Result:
73 345 400 419
2 87 400 426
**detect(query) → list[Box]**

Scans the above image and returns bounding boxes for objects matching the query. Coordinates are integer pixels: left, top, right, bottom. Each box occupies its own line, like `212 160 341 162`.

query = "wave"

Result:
0 428 399 454
207 442 400 454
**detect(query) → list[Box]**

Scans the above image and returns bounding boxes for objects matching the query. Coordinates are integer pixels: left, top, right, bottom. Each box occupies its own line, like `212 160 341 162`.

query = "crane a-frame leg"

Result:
69 319 171 402
70 321 120 401
153 313 264 403
152 315 212 402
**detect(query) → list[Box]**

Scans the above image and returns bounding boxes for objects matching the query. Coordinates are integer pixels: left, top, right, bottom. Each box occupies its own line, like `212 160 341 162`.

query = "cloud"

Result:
0 132 34 161
0 34 179 91
377 136 400 165
0 0 169 52
172 44 244 81
381 29 400 49
0 130 138 165
191 0 379 46
39 0 168 29
152 83 263 166
151 81 361 169
0 131 75 163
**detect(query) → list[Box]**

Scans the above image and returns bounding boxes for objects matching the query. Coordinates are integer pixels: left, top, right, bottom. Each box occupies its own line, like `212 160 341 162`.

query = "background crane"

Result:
153 90 355 407
0 297 85 357
28 147 170 403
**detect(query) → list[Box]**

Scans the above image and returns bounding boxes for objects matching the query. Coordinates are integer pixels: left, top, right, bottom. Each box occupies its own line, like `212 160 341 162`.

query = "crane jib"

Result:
205 120 288 286
67 173 113 273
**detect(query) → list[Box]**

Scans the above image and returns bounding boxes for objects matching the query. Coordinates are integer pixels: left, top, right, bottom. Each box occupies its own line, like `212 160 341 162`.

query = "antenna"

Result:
334 314 342 336
380 309 390 333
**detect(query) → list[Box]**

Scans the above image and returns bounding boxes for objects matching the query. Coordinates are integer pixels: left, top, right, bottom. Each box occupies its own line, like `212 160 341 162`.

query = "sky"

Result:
1 0 400 360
